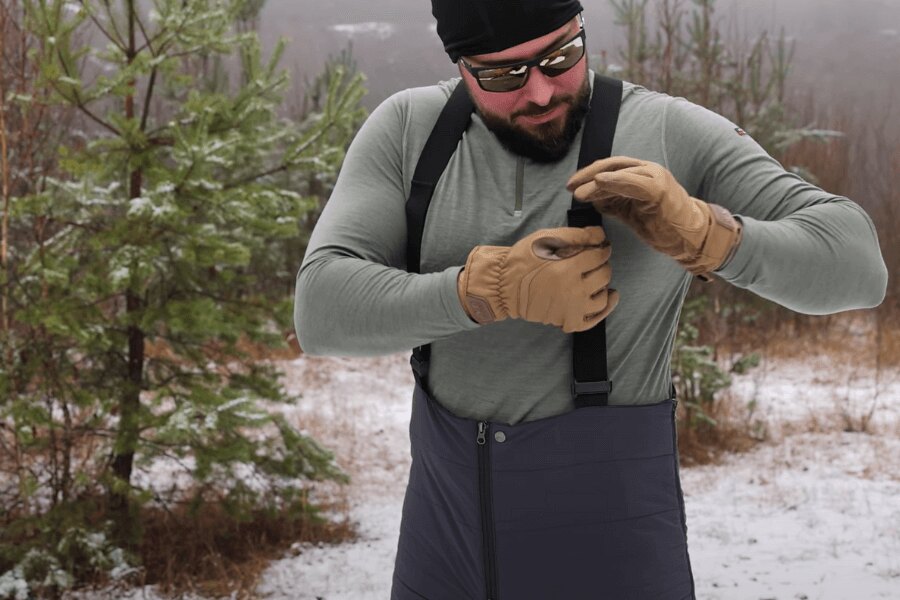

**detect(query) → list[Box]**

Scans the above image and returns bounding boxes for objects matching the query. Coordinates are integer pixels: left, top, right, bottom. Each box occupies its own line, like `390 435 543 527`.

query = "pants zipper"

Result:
477 421 498 600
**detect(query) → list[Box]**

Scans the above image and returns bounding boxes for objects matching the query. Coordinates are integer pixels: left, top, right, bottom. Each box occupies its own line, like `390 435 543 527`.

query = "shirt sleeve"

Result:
293 90 478 357
662 95 888 315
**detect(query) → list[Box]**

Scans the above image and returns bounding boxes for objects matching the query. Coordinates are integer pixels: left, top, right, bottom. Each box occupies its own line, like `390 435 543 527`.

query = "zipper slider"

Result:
477 421 487 445
514 157 524 217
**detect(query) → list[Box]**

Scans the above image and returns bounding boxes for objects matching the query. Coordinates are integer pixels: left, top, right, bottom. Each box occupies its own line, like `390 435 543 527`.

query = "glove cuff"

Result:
459 246 508 324
686 202 743 281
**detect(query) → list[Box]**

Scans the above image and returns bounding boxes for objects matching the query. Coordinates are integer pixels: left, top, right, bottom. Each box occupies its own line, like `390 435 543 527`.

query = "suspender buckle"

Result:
571 379 612 397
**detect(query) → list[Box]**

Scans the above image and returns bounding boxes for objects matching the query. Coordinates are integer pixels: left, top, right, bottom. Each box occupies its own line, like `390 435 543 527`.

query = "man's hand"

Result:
566 156 742 279
457 226 619 333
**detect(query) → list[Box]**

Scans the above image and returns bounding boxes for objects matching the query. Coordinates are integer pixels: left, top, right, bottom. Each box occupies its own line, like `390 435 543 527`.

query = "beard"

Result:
473 74 592 164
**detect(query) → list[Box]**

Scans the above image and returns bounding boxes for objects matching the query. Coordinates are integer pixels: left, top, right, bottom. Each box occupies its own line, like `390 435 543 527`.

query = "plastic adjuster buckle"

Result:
571 379 612 397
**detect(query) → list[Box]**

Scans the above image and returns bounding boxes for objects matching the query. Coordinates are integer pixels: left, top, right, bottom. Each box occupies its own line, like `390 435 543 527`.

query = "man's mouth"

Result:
518 103 566 125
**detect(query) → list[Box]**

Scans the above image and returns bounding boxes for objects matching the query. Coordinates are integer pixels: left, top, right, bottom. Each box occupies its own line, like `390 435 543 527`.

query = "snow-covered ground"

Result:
89 349 900 599
260 350 900 600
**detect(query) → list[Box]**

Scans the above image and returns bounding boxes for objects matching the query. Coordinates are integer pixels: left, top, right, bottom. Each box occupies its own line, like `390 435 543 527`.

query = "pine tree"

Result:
1 0 366 593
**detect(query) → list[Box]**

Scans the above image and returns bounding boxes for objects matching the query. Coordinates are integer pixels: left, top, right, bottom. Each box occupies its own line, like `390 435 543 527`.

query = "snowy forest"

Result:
0 0 897 599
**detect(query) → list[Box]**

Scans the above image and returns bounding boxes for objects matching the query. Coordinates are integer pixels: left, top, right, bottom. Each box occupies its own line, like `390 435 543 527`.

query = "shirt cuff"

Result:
442 266 482 330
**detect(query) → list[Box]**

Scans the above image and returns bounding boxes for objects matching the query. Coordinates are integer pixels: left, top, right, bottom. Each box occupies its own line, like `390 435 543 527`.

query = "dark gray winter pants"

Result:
390 382 695 600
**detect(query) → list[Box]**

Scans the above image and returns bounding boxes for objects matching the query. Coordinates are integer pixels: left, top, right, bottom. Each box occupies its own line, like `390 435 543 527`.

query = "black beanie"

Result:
432 0 584 63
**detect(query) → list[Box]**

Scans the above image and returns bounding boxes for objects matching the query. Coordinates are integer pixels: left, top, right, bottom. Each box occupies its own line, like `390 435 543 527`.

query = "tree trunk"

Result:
108 289 144 548
108 0 144 549
1 0 12 341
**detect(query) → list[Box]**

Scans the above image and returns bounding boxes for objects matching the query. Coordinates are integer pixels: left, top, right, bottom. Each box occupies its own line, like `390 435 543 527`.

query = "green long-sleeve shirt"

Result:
294 72 887 425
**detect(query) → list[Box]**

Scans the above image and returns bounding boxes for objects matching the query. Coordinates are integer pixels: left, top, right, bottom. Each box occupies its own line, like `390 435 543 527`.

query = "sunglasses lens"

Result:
539 39 585 76
477 67 529 92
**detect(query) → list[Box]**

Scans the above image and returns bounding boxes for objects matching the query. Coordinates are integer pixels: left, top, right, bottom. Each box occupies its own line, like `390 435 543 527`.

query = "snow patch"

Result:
330 22 396 41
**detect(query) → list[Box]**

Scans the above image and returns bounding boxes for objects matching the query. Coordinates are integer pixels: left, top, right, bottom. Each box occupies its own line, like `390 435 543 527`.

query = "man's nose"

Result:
521 66 555 107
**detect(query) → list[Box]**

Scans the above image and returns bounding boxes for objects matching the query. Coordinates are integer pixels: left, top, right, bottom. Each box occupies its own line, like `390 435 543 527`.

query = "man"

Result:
294 1 887 598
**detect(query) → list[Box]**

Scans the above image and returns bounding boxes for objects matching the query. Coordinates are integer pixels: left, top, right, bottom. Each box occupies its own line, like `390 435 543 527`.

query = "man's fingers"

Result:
562 289 620 333
533 225 607 248
566 156 646 191
566 156 646 192
585 289 620 324
587 287 610 314
570 180 624 205
582 262 612 290
560 225 608 247
564 243 611 275
573 167 655 205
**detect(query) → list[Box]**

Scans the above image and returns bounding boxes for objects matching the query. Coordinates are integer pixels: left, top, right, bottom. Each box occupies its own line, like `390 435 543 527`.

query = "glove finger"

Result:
566 246 612 277
530 227 607 259
586 286 610 313
571 164 656 204
570 179 602 203
566 156 646 192
552 225 608 247
561 289 619 333
582 262 612 290
588 168 657 202
584 288 620 324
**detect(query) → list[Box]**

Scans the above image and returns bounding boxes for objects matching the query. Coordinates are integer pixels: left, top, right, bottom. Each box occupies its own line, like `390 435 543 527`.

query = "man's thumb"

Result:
531 227 607 260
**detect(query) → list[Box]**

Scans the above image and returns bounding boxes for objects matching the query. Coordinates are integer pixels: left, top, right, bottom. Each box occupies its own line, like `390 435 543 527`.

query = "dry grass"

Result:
133 496 356 599
12 490 359 600
676 393 764 467
676 310 899 466
2 462 357 600
758 314 893 366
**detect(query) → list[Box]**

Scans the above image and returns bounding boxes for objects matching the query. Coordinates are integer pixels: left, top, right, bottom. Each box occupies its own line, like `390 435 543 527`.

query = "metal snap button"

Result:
494 431 506 443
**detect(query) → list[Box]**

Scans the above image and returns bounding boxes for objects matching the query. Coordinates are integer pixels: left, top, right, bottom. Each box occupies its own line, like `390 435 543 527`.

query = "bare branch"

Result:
48 76 121 136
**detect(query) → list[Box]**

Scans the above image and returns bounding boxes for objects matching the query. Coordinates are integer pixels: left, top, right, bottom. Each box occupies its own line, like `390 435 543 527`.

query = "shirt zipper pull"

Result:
514 158 524 217
477 421 487 445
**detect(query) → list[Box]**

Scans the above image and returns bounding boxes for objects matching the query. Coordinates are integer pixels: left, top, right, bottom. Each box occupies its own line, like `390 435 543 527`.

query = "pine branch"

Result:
76 0 126 53
140 66 158 132
131 2 155 54
223 161 290 188
224 112 341 189
49 44 121 135
32 3 121 136
100 0 127 50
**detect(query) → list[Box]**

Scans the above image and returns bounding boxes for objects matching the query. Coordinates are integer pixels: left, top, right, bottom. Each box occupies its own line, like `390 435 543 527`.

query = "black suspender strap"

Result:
405 82 474 390
569 74 623 408
405 73 624 406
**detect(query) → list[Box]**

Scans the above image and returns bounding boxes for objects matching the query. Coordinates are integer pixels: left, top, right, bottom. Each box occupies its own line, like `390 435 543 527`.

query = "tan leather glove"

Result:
566 156 742 280
457 226 619 333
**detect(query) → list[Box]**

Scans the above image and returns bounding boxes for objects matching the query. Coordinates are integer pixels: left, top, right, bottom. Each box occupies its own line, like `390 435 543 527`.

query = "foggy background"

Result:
258 0 900 144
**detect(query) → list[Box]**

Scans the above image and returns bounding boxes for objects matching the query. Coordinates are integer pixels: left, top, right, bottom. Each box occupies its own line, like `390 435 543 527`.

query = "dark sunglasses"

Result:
461 27 586 93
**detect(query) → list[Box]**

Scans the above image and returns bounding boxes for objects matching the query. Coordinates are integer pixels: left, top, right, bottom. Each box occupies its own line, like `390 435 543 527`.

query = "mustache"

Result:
514 97 572 119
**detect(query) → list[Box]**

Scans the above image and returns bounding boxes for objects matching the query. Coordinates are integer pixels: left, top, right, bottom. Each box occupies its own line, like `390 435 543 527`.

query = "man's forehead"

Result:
464 17 581 66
